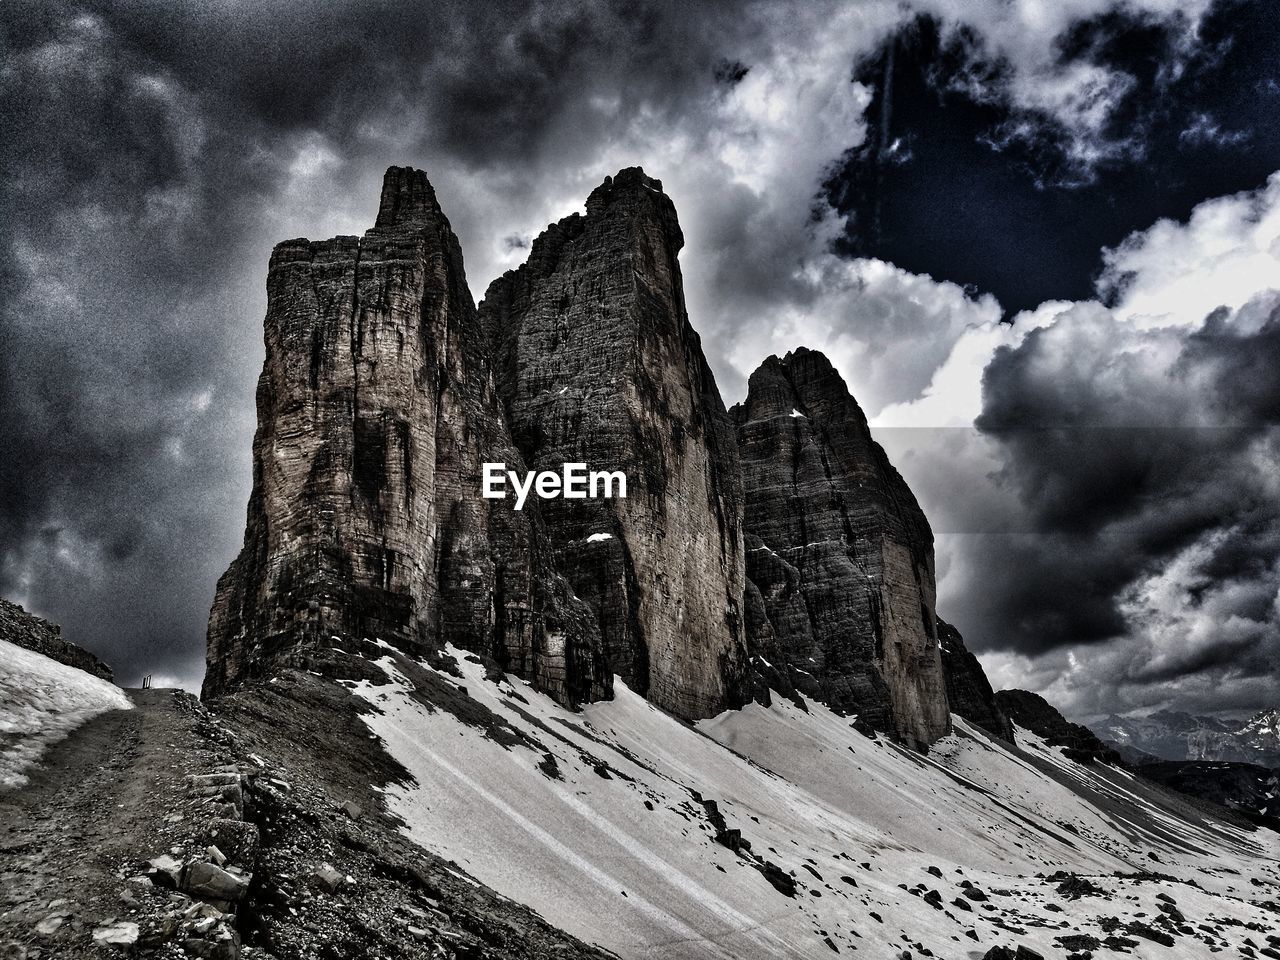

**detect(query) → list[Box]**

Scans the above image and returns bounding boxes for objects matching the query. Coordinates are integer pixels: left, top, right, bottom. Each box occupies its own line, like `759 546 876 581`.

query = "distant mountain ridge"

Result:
1102 708 1280 767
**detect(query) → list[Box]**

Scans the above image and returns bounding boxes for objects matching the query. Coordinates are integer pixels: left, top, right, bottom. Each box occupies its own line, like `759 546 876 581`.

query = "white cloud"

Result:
1100 170 1280 328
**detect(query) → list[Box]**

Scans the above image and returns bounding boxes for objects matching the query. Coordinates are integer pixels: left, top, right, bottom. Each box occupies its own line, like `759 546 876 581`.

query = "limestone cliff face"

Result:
732 348 950 748
207 164 965 747
205 168 608 706
938 619 1013 742
479 169 751 720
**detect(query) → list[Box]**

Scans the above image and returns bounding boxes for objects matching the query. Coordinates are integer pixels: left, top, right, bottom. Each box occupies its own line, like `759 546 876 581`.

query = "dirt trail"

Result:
0 658 624 960
0 688 221 957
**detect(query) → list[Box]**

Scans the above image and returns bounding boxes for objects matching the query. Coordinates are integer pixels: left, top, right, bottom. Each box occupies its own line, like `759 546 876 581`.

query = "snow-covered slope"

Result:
354 647 1280 959
0 638 133 789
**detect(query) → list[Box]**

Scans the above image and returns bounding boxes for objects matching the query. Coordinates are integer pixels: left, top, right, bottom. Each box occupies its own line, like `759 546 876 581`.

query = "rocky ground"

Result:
5 646 1280 959
0 674 612 960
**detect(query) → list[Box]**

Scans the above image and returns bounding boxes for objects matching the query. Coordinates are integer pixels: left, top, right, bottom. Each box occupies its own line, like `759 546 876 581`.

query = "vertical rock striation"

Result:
732 348 950 748
205 167 608 706
937 619 1014 742
479 169 750 720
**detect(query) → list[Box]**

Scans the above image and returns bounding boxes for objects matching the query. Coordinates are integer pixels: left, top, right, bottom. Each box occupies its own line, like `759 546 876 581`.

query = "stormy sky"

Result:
3 0 1278 723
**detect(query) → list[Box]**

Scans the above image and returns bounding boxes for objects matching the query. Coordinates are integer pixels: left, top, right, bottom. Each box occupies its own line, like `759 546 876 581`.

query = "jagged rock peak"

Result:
733 347 951 749
583 167 683 245
205 165 609 707
478 167 751 721
373 165 445 232
741 347 869 433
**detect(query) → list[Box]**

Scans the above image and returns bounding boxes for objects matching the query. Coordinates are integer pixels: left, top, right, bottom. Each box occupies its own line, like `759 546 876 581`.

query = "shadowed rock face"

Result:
479 169 751 720
995 689 1119 764
205 167 608 706
731 348 950 748
938 619 1014 742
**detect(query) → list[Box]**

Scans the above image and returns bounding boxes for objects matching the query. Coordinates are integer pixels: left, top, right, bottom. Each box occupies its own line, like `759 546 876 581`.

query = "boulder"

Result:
181 861 248 902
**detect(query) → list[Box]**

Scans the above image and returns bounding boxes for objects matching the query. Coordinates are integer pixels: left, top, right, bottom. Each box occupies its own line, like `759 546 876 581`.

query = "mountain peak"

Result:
582 167 684 250
735 347 948 747
373 165 444 231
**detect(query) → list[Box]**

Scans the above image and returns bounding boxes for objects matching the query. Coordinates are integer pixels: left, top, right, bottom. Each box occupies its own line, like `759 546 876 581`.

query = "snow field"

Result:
354 648 1280 959
0 638 133 790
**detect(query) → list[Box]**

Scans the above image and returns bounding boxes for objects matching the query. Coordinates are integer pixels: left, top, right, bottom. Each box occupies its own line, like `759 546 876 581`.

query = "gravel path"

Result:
0 688 224 958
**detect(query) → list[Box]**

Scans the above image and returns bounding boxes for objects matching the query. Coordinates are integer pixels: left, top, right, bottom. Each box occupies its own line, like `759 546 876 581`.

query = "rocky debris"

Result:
124 756 259 955
0 598 113 682
1 674 612 959
479 167 751 720
686 789 806 901
938 618 1014 742
731 348 950 748
205 165 608 711
982 947 1044 960
756 860 798 898
212 666 614 958
995 690 1121 763
201 820 259 866
310 863 345 894
1049 872 1107 899
338 800 363 820
0 690 254 958
1055 933 1101 951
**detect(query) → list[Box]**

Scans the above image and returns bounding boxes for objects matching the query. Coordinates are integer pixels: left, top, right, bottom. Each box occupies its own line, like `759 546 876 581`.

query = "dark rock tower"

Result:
938 618 1014 742
732 348 950 748
480 169 751 720
204 167 608 706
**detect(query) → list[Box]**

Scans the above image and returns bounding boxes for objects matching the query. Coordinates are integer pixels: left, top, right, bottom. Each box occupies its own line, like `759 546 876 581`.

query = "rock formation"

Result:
206 164 978 746
732 348 950 748
995 690 1120 764
205 167 608 706
479 168 751 720
938 618 1013 742
0 597 114 681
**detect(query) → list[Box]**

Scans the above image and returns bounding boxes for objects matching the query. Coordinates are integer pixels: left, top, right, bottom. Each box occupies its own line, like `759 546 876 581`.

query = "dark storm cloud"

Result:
0 0 753 685
830 1 1280 314
965 298 1280 714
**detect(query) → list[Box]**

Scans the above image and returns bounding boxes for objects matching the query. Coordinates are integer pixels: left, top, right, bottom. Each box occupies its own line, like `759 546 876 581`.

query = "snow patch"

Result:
585 533 613 543
0 639 132 790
